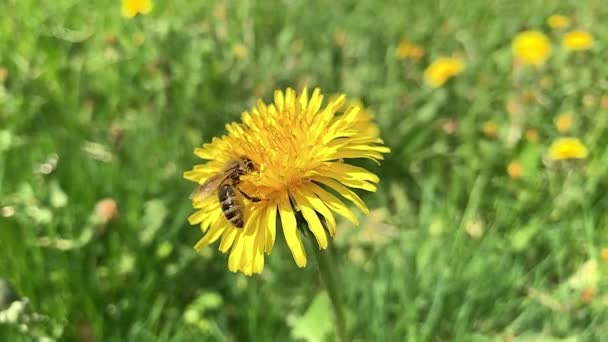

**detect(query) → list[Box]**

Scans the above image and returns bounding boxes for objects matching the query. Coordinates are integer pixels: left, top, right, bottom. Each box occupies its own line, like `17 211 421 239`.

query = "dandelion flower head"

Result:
423 57 465 87
396 39 425 60
563 30 594 51
184 88 390 275
547 15 570 30
507 160 523 179
512 31 552 66
556 112 573 133
548 137 588 161
122 0 153 18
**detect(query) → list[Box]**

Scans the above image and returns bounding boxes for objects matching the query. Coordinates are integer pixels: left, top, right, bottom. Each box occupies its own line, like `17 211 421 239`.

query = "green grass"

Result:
2 0 608 340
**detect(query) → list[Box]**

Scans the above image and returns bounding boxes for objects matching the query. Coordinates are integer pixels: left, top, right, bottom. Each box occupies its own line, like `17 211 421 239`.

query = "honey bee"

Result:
192 157 261 228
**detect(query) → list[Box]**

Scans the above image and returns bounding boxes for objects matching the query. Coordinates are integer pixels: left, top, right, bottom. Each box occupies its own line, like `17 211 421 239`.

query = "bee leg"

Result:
237 188 262 202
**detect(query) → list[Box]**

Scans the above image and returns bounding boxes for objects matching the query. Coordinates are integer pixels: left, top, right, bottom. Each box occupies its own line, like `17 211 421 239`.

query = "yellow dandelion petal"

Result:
297 187 337 236
219 226 238 253
424 57 465 87
547 15 570 30
307 182 359 226
278 193 307 267
512 31 552 66
263 201 278 254
228 231 246 272
292 190 328 249
122 0 153 18
184 88 388 274
194 220 225 251
548 137 589 161
563 30 594 51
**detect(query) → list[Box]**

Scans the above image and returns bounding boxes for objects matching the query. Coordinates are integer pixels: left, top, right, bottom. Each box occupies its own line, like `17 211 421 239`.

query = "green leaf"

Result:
288 292 333 342
140 199 168 245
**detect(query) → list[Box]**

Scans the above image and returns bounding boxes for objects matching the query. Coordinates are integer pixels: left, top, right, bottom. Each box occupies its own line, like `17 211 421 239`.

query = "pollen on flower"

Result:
122 0 153 18
548 137 588 161
183 88 390 275
512 31 552 66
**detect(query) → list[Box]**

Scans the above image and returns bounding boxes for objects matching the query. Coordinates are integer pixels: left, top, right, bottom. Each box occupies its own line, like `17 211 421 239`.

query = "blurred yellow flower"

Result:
581 287 596 304
512 31 552 66
507 161 523 179
122 0 152 18
482 120 498 138
548 137 588 161
424 57 464 87
184 88 389 275
526 128 539 143
563 30 594 51
556 112 573 133
601 248 608 262
547 15 570 29
396 40 425 60
231 43 248 59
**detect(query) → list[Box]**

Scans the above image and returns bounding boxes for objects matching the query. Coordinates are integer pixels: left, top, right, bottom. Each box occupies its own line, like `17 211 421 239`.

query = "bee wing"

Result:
190 174 227 201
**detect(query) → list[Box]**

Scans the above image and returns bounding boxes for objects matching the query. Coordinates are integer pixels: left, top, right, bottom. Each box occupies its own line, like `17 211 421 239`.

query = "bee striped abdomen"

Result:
218 183 244 228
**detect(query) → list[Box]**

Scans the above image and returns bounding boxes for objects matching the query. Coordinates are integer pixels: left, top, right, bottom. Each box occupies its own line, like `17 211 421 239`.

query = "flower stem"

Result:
312 246 348 342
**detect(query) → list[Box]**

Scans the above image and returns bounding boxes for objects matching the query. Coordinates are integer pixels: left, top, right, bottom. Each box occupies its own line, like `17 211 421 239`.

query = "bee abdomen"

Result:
218 184 244 228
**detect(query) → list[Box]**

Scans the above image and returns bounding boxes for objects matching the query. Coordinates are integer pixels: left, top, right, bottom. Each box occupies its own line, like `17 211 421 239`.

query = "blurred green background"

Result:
2 0 608 340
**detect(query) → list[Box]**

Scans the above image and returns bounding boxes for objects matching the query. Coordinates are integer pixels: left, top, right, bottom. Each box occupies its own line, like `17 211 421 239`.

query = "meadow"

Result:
1 0 608 340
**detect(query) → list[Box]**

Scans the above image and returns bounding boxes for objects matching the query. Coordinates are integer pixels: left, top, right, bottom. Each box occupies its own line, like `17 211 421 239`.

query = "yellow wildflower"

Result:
423 57 465 87
547 15 570 30
184 88 390 275
548 137 588 161
581 287 596 304
231 43 248 59
601 248 608 262
482 120 498 138
512 31 552 66
507 161 523 179
396 40 425 60
122 0 152 18
525 128 539 143
556 112 573 133
563 30 594 51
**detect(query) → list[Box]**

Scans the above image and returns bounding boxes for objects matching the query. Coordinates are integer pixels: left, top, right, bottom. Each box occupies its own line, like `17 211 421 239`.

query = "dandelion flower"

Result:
122 0 153 18
507 161 523 179
482 120 498 138
563 30 594 51
396 40 425 60
548 137 588 161
547 15 570 30
556 112 573 133
231 43 248 59
526 128 539 143
424 57 465 87
183 88 390 275
601 248 608 262
512 31 552 66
